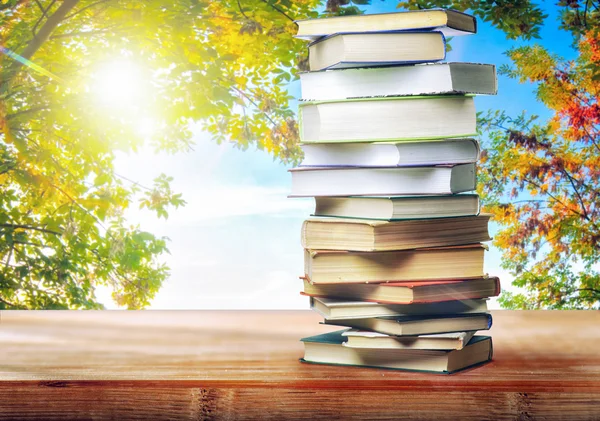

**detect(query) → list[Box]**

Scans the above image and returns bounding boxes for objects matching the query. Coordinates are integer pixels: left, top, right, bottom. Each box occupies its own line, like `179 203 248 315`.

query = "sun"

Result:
92 59 144 108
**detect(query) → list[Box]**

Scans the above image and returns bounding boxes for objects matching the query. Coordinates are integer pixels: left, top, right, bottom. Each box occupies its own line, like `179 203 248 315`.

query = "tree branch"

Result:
229 84 280 128
237 0 250 19
4 0 79 85
561 167 590 221
0 0 26 11
0 223 62 236
6 105 49 120
523 177 588 220
259 0 295 23
62 0 112 21
48 182 108 232
0 295 21 309
49 27 121 40
575 287 600 296
32 0 56 36
4 243 14 268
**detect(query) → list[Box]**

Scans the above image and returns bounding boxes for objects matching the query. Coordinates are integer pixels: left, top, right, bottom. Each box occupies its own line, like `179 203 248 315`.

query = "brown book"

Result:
304 244 485 284
301 215 491 252
301 276 500 304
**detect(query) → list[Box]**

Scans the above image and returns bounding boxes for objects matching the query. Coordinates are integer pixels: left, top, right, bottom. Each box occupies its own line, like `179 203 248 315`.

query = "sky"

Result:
96 1 579 310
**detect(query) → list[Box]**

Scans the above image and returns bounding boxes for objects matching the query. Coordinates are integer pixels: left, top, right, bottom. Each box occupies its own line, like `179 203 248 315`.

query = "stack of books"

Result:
290 9 500 374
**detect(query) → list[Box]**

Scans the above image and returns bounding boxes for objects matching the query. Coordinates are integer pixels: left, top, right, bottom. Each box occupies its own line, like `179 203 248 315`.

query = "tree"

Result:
399 0 600 308
0 0 373 309
0 0 329 309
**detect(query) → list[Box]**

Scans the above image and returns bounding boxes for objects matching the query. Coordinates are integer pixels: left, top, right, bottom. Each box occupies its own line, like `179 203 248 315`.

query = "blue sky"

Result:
97 2 578 309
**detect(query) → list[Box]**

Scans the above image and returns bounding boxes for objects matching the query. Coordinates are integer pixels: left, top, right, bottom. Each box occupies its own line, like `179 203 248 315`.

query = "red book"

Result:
301 276 500 305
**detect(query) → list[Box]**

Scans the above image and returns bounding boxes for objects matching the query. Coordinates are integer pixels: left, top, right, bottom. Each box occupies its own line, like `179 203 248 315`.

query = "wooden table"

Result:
1 310 599 420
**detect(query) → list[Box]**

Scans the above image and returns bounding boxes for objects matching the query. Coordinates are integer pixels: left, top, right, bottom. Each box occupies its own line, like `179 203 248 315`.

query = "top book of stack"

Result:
295 9 476 40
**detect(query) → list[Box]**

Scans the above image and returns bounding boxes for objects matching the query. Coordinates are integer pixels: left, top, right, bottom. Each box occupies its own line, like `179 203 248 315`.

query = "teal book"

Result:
301 330 492 374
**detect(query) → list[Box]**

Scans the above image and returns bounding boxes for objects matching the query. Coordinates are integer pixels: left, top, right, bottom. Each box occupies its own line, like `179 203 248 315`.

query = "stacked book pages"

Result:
290 8 500 374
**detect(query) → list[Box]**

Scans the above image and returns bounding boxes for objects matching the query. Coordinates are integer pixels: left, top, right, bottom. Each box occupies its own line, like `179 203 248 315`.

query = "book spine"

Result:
300 220 309 249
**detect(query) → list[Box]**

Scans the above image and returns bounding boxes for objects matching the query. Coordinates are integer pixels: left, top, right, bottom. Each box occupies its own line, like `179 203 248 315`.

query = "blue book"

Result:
301 330 492 374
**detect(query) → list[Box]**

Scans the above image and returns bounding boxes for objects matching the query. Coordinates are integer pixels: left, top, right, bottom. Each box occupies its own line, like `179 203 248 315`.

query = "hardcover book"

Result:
290 164 476 197
301 214 491 251
324 313 493 336
300 63 497 101
304 244 486 285
300 138 480 167
295 9 477 40
342 329 476 351
302 276 501 304
299 96 476 143
312 195 480 220
310 296 489 320
308 32 446 71
301 330 493 374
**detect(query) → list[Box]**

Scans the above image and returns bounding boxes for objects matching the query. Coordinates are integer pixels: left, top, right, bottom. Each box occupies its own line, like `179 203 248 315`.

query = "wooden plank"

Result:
1 310 599 419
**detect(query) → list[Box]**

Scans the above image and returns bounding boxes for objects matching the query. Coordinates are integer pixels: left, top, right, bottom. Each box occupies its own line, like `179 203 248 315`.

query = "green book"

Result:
301 330 492 374
299 95 476 143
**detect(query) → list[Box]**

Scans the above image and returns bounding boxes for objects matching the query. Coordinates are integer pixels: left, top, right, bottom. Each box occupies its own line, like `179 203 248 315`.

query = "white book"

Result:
289 164 476 197
313 195 480 220
300 63 497 101
342 329 476 351
300 139 480 167
308 32 445 71
300 96 476 143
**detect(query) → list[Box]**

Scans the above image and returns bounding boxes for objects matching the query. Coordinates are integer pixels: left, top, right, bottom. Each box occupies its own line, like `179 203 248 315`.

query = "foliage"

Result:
400 0 600 308
0 0 341 309
397 0 547 40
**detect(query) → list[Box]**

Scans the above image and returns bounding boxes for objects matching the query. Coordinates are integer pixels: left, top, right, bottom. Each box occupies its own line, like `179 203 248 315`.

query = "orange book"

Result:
301 276 500 305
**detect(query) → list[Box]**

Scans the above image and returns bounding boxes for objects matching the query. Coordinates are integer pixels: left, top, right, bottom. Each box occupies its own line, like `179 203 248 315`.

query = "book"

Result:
324 313 492 336
302 276 501 304
310 296 489 320
301 330 493 374
313 195 480 220
304 244 486 284
299 96 476 143
300 63 497 101
300 138 480 167
301 214 491 252
342 329 476 351
290 164 476 197
308 32 445 71
295 9 477 41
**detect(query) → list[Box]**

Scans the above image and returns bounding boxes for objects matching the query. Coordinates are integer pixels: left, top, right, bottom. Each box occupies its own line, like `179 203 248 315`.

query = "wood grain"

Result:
1 310 599 420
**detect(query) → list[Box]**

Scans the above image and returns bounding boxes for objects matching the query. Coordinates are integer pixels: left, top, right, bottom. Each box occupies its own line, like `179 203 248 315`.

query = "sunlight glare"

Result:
136 117 156 138
93 59 143 107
